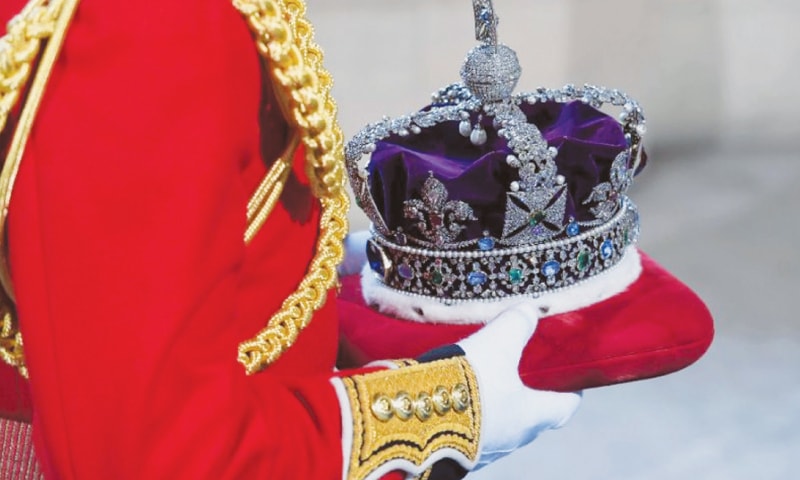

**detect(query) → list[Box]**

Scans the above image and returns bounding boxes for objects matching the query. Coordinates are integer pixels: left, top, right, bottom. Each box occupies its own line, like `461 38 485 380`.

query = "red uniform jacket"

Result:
0 1 371 478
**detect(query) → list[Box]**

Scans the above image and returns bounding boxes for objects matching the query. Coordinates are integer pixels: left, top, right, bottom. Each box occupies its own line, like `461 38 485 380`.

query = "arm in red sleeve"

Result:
5 2 485 479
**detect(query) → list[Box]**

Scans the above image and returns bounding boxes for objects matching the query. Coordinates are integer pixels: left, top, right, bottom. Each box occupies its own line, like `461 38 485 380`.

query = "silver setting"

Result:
460 44 521 103
472 0 499 45
404 173 477 248
370 199 639 302
584 150 634 221
502 186 568 243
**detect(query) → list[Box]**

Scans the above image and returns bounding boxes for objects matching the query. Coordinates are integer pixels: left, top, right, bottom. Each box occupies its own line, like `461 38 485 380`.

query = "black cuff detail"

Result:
427 459 469 480
417 344 466 363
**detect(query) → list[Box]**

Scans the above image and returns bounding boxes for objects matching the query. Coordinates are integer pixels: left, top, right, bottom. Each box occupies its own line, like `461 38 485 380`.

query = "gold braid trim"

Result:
0 1 56 134
244 130 300 244
0 0 80 378
0 302 26 378
340 357 481 480
234 0 349 374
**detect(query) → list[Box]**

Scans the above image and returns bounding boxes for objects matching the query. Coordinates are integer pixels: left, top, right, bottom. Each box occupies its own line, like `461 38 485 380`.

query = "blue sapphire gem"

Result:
566 222 580 237
366 240 387 277
600 239 615 259
542 260 560 277
394 232 408 246
398 263 414 280
467 271 487 286
478 237 495 251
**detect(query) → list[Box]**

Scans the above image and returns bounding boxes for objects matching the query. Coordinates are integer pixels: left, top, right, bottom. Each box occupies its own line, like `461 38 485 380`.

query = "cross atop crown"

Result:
473 0 499 45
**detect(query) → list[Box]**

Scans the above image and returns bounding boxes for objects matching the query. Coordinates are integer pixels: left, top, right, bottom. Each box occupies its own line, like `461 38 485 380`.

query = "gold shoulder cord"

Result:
233 0 349 375
0 0 79 378
0 0 348 377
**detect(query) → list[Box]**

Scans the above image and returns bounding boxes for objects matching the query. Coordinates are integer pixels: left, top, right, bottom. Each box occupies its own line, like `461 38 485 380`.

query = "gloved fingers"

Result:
455 302 581 470
474 389 583 469
519 389 583 430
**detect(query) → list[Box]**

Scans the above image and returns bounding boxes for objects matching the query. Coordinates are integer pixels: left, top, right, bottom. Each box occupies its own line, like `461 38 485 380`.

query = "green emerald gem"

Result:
623 227 631 245
432 270 444 285
509 268 523 284
529 211 546 226
577 251 590 271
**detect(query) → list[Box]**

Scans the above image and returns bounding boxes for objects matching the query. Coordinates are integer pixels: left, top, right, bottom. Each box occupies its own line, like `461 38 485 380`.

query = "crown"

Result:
345 0 647 304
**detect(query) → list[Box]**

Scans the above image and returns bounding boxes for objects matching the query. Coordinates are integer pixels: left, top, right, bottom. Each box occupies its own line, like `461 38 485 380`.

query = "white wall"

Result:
308 0 799 151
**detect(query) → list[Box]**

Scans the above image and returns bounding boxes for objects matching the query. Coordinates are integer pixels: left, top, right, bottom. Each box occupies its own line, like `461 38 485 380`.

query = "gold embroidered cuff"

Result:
340 357 480 480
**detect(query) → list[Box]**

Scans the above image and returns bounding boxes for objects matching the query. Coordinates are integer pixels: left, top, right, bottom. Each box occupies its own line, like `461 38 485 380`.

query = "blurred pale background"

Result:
307 1 799 478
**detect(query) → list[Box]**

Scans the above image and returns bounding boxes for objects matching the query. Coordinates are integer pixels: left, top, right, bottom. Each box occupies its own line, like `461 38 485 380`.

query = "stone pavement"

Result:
305 1 799 477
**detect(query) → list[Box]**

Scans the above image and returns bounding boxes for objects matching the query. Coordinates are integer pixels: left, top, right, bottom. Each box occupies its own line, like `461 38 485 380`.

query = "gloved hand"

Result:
338 230 370 277
334 299 580 479
457 302 582 470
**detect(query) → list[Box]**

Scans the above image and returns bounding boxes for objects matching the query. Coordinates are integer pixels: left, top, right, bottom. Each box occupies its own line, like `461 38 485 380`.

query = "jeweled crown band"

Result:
367 197 639 303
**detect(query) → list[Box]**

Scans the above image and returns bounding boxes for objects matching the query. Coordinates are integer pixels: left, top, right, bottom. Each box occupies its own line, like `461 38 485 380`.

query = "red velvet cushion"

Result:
4 253 714 422
337 252 714 391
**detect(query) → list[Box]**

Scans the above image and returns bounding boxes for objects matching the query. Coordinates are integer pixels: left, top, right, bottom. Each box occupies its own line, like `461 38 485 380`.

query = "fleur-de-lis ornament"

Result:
584 150 634 220
404 173 477 248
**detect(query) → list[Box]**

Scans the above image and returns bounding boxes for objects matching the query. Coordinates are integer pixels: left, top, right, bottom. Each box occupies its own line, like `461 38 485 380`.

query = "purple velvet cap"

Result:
367 100 643 243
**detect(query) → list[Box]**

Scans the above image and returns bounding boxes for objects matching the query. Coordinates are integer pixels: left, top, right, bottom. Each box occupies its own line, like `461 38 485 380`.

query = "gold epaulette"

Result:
339 357 481 480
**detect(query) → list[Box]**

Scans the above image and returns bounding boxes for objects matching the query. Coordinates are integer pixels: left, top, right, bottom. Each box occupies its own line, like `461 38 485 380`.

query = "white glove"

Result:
457 302 582 470
338 230 370 277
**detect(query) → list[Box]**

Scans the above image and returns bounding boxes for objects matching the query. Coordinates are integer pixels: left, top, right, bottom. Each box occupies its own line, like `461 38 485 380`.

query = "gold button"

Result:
452 383 470 413
432 385 452 415
371 394 394 422
414 392 434 421
393 391 414 420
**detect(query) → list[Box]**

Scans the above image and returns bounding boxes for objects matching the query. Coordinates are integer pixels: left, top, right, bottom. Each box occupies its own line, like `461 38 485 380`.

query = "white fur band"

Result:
360 246 642 324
